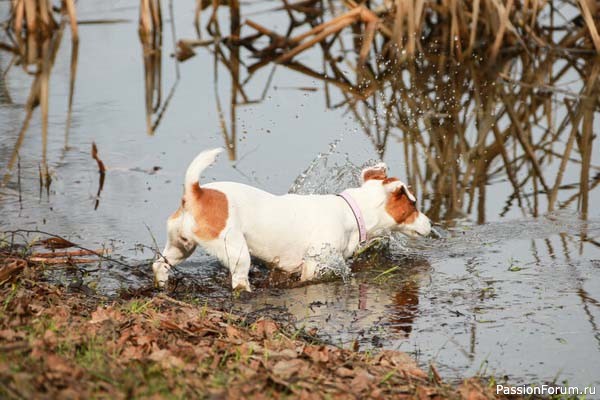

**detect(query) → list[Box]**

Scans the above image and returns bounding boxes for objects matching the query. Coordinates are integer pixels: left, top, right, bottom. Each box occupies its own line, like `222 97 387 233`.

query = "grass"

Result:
123 299 153 314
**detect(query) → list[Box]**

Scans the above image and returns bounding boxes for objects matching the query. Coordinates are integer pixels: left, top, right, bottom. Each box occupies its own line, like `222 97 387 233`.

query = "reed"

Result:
139 0 163 135
8 0 78 42
194 0 599 73
1 25 66 192
192 0 599 221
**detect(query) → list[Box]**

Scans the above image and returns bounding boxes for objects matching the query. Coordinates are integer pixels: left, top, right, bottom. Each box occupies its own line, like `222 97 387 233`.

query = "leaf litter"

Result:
0 247 518 399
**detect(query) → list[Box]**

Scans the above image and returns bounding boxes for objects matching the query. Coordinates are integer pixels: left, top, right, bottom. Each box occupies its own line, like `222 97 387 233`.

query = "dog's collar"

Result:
338 190 367 244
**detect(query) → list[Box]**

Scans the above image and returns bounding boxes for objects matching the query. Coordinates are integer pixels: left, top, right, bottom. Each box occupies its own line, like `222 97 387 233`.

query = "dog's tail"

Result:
184 148 224 189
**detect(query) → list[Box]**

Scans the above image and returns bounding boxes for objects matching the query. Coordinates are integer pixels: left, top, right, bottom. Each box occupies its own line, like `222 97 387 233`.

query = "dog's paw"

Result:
154 276 167 289
232 278 252 293
152 261 170 289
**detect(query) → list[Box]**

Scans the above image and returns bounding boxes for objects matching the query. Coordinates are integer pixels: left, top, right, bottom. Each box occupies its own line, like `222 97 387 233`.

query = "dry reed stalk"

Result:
8 0 77 45
228 0 241 161
2 25 64 188
63 0 79 40
23 0 37 33
139 0 152 37
28 257 99 264
577 0 600 51
91 142 106 210
548 100 582 211
64 39 79 148
31 249 107 258
392 0 404 54
13 0 25 39
577 62 600 216
139 0 163 135
489 0 513 61
195 0 204 37
275 16 356 64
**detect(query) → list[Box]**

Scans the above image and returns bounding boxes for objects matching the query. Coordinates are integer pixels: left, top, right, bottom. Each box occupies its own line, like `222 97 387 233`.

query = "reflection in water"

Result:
138 0 182 136
1 24 79 195
389 278 419 338
191 1 599 223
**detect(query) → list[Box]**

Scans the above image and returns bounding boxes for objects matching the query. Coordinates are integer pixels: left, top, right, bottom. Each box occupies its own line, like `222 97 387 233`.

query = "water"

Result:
1 0 599 389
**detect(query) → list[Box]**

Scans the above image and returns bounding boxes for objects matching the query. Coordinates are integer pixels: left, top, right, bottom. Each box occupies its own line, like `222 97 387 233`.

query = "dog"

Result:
152 148 431 291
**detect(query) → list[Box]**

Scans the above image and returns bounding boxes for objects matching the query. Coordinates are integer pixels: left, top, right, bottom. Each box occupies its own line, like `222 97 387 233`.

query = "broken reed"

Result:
8 0 78 41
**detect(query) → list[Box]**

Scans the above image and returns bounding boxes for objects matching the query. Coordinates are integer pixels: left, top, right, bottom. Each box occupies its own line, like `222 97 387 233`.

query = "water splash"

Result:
289 140 384 195
305 243 353 282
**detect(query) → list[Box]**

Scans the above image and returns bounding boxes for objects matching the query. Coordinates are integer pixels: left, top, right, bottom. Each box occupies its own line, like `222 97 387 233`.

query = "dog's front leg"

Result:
203 229 252 292
300 258 319 281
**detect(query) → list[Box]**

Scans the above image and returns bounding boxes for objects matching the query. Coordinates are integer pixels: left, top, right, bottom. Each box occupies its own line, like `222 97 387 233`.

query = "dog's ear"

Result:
383 179 416 202
361 163 388 184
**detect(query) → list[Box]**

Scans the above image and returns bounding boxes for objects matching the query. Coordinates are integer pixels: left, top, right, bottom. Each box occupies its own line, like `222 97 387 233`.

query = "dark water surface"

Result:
1 0 599 388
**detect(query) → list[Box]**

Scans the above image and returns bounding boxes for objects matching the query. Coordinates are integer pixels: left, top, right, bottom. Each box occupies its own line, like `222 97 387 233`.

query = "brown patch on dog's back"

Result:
386 188 419 224
363 170 387 181
186 184 229 240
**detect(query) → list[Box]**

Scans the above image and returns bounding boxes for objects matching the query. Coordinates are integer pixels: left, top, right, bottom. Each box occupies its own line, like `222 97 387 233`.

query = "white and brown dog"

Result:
152 148 431 291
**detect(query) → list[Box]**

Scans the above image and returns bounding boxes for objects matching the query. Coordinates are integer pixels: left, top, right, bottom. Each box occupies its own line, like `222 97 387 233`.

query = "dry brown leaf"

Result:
89 306 121 324
272 358 307 380
254 319 278 338
149 349 185 369
46 354 74 374
336 367 355 378
416 386 438 400
350 369 375 392
160 319 182 331
0 329 17 341
226 325 242 339
121 345 144 360
304 345 329 363
43 329 57 346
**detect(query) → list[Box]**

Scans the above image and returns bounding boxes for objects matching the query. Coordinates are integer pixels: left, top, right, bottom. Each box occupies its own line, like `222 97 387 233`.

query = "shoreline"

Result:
0 249 509 399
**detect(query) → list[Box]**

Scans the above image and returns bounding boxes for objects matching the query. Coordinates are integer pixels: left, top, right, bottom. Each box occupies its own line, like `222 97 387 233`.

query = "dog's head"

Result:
359 163 431 237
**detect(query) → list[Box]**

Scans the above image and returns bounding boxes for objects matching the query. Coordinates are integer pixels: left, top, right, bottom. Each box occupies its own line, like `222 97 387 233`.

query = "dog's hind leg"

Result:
152 210 197 287
201 228 252 292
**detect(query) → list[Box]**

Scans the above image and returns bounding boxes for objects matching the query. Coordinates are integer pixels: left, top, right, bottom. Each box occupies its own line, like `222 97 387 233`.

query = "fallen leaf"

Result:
350 370 375 392
226 325 242 339
304 345 329 363
336 367 355 378
254 319 278 338
0 329 17 341
272 359 306 380
46 354 73 374
149 349 185 369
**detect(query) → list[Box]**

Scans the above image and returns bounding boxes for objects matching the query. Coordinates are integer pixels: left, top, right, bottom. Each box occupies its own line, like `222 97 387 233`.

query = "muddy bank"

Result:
0 247 514 399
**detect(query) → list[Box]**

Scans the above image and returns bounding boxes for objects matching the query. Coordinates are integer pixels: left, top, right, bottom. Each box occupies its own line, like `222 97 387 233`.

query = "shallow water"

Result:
1 0 600 389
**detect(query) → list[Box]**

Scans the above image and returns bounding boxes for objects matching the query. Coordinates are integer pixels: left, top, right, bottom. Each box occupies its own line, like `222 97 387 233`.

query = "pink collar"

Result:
338 190 367 243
